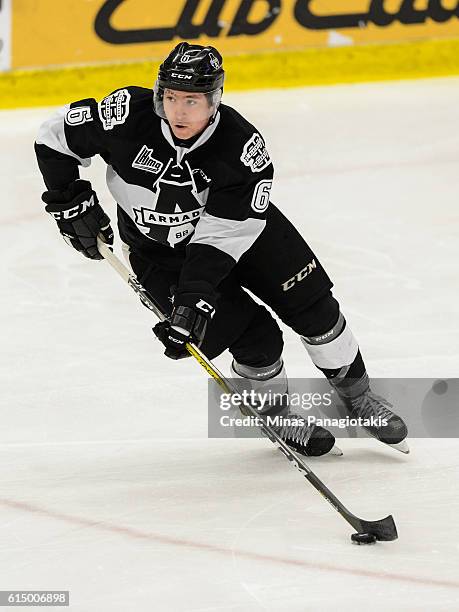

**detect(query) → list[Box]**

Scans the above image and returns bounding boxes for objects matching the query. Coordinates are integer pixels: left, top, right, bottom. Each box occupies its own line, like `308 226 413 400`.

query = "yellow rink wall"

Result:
2 37 459 110
2 0 459 108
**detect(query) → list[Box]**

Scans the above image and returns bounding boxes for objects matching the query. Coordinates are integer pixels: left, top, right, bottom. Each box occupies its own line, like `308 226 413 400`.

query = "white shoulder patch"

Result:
98 89 131 131
240 132 271 173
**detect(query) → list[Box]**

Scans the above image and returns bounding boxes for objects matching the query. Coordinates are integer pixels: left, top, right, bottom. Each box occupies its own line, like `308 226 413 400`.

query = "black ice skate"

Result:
331 374 409 454
231 359 342 458
269 412 341 458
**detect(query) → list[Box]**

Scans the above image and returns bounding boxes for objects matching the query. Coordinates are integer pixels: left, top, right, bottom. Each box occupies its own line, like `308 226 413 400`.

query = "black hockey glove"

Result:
42 180 113 260
153 288 216 360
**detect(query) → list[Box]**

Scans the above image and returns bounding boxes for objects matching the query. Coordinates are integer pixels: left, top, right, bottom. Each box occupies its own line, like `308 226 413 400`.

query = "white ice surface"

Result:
1 78 459 611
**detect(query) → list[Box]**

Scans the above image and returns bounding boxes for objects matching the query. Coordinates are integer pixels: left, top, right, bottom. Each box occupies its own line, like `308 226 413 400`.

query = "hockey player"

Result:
35 42 408 457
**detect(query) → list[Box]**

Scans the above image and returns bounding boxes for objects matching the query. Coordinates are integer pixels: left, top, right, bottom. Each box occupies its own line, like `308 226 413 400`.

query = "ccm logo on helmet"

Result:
171 73 193 79
281 260 317 292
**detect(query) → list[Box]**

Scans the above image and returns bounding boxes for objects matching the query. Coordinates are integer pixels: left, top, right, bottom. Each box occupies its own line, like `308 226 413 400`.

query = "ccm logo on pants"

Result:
281 260 317 292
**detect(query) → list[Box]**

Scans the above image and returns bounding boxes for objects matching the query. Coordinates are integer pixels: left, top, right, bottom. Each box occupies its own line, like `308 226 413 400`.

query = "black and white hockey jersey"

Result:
35 86 274 297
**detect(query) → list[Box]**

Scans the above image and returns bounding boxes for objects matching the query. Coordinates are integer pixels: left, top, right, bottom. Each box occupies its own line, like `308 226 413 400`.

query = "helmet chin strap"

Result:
210 89 222 119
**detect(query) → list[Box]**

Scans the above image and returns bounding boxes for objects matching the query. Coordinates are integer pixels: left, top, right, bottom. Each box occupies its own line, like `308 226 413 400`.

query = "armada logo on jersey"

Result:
132 145 164 175
65 106 93 126
134 206 203 227
281 260 317 291
98 89 131 131
241 133 271 173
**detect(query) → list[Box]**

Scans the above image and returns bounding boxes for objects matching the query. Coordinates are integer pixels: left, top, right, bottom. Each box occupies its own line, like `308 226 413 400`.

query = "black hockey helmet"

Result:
153 42 224 120
157 42 224 93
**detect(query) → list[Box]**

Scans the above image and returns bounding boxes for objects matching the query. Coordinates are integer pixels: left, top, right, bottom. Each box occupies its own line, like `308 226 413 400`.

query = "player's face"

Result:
163 89 212 139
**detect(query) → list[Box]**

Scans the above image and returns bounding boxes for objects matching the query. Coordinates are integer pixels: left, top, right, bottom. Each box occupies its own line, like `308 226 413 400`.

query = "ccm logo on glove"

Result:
42 180 113 260
48 195 96 221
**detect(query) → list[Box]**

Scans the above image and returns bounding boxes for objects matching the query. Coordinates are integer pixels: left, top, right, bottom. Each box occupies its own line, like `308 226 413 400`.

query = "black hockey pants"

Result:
127 204 335 366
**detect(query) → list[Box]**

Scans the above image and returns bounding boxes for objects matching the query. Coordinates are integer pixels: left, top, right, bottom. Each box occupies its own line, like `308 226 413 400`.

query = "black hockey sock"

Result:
318 350 369 398
319 349 366 381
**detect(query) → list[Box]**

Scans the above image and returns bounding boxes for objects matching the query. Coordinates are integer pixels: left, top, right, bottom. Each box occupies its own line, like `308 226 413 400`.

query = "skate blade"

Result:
329 444 343 456
386 439 410 454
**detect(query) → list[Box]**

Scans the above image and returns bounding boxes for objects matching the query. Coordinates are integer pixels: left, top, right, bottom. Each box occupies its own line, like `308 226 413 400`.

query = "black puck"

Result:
351 532 377 545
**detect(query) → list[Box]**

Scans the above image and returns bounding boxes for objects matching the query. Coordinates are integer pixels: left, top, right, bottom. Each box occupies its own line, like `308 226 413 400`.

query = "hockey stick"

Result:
97 237 398 542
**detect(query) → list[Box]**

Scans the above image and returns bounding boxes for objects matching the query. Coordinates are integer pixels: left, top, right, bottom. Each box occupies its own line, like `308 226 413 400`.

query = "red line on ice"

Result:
1 497 457 591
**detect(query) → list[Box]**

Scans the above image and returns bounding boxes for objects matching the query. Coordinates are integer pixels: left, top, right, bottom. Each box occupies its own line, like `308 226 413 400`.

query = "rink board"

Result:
2 36 459 109
10 0 459 69
2 1 459 108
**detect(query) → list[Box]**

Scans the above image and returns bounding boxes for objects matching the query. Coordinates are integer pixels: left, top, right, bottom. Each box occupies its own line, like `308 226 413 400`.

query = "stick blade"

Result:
359 515 398 541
